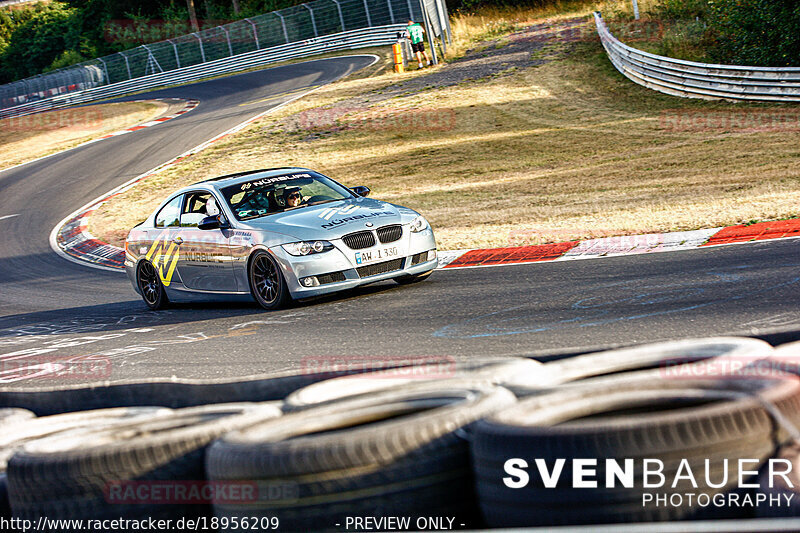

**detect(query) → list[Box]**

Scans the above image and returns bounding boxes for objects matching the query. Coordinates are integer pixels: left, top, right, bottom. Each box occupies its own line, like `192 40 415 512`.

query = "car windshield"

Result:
220 171 356 221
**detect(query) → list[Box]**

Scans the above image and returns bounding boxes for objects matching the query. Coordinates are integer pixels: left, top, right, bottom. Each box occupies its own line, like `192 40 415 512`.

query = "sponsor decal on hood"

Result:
321 210 396 230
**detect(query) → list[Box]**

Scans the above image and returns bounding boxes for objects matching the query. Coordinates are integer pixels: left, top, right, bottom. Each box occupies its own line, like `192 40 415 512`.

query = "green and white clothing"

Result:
407 23 425 44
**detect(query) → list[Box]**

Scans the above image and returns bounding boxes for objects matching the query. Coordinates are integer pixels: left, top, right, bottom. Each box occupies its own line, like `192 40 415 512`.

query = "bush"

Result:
706 0 800 67
0 3 83 82
654 0 710 21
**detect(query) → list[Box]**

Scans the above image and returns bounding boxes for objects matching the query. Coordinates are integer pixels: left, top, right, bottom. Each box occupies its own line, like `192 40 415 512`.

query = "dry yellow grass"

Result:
90 1 800 251
0 101 168 170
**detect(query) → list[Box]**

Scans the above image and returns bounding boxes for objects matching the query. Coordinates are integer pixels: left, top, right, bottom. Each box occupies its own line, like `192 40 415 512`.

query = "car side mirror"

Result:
351 186 371 197
198 215 229 230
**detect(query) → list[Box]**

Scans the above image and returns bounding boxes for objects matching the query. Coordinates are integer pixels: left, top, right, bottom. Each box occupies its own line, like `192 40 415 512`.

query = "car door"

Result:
146 194 185 289
175 191 237 292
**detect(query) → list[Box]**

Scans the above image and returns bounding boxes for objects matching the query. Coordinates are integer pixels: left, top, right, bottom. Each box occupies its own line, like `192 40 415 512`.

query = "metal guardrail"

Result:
0 0 442 112
594 12 800 102
0 25 405 119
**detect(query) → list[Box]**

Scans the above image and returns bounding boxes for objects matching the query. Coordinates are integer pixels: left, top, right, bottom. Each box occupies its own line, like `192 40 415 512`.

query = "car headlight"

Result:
409 216 429 233
281 241 334 256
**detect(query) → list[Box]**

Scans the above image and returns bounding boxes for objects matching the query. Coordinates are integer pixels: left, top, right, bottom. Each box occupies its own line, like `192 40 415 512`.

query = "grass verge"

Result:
0 101 168 171
82 1 800 251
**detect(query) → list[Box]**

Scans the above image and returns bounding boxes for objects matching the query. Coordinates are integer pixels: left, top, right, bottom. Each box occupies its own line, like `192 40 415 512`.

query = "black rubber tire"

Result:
283 357 548 411
0 358 455 416
248 250 289 310
508 337 774 397
471 377 800 527
756 443 800 517
394 270 433 285
0 406 166 521
0 408 34 426
136 260 169 310
8 402 282 522
0 406 169 471
207 382 516 531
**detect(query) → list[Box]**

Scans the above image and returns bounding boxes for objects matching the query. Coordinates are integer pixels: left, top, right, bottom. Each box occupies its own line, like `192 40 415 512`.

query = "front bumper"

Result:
272 228 437 299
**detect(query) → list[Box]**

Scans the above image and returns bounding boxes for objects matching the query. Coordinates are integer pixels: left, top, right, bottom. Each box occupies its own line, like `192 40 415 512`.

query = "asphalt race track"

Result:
2 56 800 385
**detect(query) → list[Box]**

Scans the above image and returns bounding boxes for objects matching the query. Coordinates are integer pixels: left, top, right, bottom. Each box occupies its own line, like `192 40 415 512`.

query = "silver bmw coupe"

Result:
124 168 438 310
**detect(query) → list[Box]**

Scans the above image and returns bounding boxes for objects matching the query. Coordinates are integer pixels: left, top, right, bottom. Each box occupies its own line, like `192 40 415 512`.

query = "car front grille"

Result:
376 225 402 244
357 258 404 278
410 252 427 266
317 271 347 285
342 231 376 250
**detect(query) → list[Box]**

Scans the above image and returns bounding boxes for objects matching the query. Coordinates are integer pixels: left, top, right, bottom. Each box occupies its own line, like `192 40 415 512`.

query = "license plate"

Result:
354 246 398 265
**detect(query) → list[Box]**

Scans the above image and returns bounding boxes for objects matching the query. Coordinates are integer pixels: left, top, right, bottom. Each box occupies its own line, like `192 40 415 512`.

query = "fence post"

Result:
167 39 181 68
275 12 290 43
220 26 234 56
331 0 346 31
387 0 395 24
406 0 414 20
121 52 132 79
436 0 451 44
420 0 437 65
193 33 207 62
301 4 318 37
363 0 372 27
632 0 639 19
245 18 260 49
97 57 110 85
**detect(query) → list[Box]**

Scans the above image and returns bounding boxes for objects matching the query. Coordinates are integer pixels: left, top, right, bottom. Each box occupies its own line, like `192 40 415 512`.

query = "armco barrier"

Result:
0 25 405 120
594 12 800 102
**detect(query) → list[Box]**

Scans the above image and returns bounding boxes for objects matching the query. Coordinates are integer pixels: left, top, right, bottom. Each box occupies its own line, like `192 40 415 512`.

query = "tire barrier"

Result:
7 403 282 522
506 337 774 396
0 358 453 416
0 406 168 519
283 357 554 411
0 408 34 427
207 383 516 531
3 338 800 529
472 377 800 527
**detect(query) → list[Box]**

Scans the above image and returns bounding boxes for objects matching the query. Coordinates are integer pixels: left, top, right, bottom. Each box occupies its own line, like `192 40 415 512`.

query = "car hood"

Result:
237 197 419 241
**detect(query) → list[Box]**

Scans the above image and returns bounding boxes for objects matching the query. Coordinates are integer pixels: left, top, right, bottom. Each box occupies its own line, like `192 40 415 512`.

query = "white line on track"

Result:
0 214 19 222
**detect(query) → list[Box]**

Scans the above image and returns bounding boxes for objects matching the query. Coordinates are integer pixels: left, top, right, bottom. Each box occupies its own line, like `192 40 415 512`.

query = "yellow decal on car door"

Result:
145 233 180 286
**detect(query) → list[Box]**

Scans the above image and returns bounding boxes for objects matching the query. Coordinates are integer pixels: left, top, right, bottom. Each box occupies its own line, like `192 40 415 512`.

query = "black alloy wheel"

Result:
137 260 168 310
249 251 289 310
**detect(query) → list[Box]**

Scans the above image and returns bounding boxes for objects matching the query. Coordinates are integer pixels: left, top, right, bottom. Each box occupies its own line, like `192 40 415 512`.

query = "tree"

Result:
186 0 199 31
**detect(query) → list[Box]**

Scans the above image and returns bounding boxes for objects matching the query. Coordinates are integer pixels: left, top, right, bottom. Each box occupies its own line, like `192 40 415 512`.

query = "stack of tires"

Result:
1 336 800 530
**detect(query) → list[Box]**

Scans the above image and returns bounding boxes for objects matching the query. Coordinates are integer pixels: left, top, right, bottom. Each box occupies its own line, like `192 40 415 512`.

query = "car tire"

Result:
0 408 34 427
471 377 800 527
248 250 289 310
756 443 800 517
8 403 282 522
394 270 432 285
207 383 516 531
508 337 774 396
0 406 168 520
136 260 169 310
283 357 551 411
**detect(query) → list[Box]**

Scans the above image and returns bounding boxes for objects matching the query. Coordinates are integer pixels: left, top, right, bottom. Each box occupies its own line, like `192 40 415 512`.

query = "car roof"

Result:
193 167 313 188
